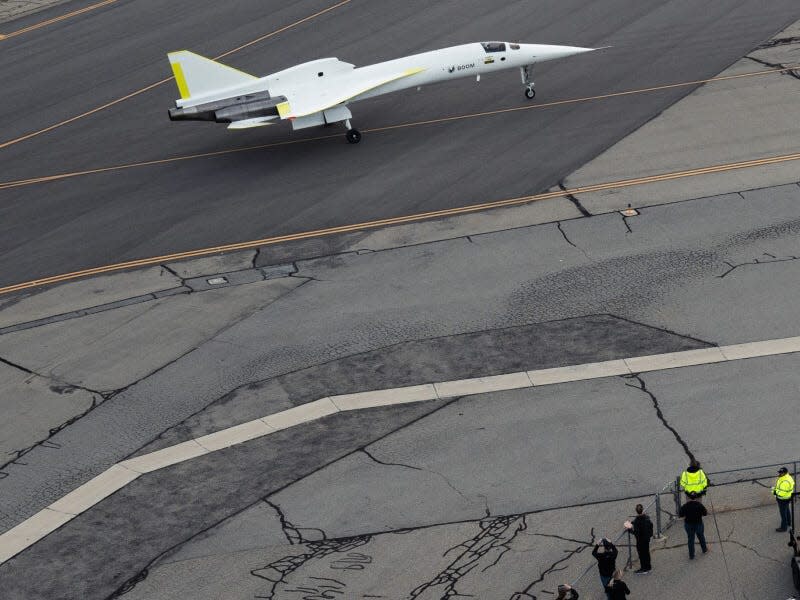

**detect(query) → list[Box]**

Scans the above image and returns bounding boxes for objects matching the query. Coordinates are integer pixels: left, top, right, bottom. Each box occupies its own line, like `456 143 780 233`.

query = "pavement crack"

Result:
263 499 326 545
361 448 423 471
251 535 372 599
512 527 595 598
556 221 592 260
623 374 695 461
621 212 633 234
362 447 474 506
252 247 261 269
744 55 800 80
558 181 591 216
410 514 527 599
756 35 800 49
159 264 181 280
716 254 800 278
0 356 110 474
0 394 104 473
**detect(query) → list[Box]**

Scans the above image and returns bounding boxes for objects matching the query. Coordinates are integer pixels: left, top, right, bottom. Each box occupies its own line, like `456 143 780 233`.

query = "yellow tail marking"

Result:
276 101 292 118
170 62 190 99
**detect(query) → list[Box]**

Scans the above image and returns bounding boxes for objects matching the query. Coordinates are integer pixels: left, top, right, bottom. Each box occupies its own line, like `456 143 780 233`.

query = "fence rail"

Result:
569 458 799 589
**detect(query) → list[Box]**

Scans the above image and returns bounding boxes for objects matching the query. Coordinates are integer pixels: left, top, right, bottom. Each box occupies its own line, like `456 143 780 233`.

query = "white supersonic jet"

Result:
167 41 598 143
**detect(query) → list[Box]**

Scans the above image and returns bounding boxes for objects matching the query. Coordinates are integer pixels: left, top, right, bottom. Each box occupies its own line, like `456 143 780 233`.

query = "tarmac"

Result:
1 5 799 600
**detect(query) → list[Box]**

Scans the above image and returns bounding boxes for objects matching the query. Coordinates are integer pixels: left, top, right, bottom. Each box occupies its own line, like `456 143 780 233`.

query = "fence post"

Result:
655 493 663 538
626 530 633 569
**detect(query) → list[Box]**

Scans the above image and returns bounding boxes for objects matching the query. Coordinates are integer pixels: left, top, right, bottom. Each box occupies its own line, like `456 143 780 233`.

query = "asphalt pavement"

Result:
0 0 797 286
2 3 800 599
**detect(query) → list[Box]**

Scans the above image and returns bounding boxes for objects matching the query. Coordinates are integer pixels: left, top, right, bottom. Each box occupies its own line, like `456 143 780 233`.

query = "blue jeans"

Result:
600 574 612 598
684 521 707 558
777 499 792 530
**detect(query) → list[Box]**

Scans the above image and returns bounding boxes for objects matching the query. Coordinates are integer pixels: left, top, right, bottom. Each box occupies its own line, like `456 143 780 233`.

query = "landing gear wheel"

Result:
525 86 536 99
346 129 361 144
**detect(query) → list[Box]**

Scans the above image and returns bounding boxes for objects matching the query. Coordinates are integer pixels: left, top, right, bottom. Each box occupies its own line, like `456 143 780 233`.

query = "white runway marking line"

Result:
2 334 800 563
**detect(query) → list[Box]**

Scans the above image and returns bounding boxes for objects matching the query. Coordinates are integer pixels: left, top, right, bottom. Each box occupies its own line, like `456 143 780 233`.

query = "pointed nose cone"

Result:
525 44 604 62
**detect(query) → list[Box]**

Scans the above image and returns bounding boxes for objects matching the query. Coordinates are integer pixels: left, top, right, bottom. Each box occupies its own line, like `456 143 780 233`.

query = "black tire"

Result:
525 87 536 99
346 129 361 144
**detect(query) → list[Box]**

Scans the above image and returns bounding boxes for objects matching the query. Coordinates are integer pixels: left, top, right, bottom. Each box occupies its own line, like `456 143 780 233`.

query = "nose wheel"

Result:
521 65 536 100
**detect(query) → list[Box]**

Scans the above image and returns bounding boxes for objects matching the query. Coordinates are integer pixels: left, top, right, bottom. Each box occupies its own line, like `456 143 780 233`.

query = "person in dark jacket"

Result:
555 583 579 599
592 538 618 598
624 503 653 573
678 492 708 559
605 569 630 599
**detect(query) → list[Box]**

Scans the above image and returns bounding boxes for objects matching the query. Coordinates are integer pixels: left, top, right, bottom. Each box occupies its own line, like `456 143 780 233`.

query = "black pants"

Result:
636 540 651 570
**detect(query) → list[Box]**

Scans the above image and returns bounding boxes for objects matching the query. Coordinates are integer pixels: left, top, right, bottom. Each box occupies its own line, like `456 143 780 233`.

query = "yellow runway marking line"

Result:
0 0 353 151
1 65 797 192
0 0 117 40
1 150 799 296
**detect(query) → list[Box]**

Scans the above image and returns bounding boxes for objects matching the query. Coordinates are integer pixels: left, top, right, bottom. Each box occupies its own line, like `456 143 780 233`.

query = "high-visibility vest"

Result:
680 469 708 493
773 474 795 500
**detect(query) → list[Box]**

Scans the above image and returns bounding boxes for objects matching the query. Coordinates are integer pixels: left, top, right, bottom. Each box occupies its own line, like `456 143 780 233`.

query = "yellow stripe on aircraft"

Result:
170 62 190 99
276 101 292 118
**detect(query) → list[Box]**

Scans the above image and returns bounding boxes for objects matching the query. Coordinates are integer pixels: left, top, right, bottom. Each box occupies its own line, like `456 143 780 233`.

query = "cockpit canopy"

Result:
481 42 506 53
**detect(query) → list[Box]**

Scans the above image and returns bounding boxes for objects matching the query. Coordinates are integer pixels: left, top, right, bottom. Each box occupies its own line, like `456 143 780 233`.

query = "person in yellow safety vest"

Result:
772 466 795 532
680 459 709 497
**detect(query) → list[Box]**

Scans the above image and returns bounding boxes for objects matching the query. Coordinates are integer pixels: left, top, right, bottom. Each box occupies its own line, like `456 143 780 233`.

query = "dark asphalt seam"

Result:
0 288 191 336
558 180 592 216
623 374 695 461
251 247 261 269
608 313 715 347
0 264 298 336
745 55 800 80
159 264 181 279
717 254 800 278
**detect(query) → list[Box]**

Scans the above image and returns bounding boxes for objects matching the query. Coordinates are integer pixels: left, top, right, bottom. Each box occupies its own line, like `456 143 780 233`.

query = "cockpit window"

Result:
481 42 506 53
509 43 520 50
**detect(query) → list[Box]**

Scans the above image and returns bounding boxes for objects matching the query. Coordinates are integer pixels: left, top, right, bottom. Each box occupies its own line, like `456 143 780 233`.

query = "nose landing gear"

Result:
521 65 536 100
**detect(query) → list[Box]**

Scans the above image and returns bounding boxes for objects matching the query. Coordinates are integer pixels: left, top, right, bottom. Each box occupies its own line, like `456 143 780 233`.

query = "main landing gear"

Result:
521 65 536 99
344 119 361 144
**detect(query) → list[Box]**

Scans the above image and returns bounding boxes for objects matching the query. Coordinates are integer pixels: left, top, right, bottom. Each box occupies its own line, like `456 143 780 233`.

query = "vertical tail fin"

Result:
167 51 257 101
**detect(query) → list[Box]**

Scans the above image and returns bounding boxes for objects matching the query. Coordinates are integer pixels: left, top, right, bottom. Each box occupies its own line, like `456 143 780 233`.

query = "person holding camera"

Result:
592 538 618 598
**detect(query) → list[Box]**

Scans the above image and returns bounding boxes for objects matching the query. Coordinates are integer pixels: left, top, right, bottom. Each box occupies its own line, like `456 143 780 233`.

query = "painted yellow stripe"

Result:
0 65 798 193
0 0 355 151
1 150 799 296
170 63 190 99
276 101 292 118
0 0 118 40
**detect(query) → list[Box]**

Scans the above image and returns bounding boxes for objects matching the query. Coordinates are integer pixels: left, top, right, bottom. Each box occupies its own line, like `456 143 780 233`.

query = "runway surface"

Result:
0 0 797 287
